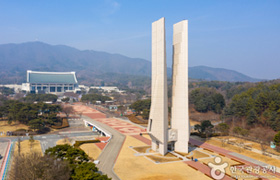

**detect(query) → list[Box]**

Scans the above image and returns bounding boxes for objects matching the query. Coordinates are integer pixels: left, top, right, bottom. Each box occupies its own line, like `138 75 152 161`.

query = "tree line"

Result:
190 87 225 113
23 94 58 103
81 93 112 103
129 99 151 120
225 83 280 131
0 100 62 133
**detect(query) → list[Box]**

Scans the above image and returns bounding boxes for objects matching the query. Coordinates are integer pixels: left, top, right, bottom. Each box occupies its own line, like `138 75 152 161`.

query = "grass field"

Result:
217 136 280 156
205 137 280 169
0 120 29 137
56 138 71 145
14 140 42 155
114 136 212 180
79 143 101 160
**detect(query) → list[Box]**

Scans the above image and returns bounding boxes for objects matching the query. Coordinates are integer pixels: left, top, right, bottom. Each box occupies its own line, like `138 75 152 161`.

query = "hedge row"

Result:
73 140 101 148
51 118 69 129
190 132 221 138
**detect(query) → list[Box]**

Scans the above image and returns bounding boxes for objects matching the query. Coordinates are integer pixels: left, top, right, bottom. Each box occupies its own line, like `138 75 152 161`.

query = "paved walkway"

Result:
83 115 125 180
190 138 280 179
76 104 280 179
0 140 10 179
95 137 110 150
185 160 233 180
94 118 146 135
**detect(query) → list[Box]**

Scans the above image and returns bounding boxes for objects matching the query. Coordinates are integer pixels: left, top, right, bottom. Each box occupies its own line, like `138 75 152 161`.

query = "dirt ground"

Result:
217 136 280 156
79 143 101 160
205 137 280 169
114 136 212 180
189 106 221 122
0 121 29 137
14 140 42 155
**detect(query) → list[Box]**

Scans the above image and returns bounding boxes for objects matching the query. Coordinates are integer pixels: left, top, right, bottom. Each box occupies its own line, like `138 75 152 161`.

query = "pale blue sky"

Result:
0 0 280 79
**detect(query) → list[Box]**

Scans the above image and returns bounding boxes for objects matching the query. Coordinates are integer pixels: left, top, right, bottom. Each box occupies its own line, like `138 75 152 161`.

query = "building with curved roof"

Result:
22 70 80 94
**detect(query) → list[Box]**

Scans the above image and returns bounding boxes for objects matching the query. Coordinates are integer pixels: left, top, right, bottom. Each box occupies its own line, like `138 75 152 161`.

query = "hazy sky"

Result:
0 0 280 79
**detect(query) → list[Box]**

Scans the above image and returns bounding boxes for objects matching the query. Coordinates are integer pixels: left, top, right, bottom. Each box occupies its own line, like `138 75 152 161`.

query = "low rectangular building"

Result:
22 70 80 94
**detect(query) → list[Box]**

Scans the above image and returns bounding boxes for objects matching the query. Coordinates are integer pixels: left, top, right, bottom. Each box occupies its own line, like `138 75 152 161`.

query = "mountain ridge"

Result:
0 42 262 85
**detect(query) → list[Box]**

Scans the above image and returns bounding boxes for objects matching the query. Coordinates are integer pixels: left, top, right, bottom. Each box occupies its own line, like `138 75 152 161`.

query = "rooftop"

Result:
27 70 78 84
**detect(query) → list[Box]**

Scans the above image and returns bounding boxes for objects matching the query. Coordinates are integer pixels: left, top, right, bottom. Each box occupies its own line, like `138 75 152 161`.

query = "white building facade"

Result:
22 70 80 94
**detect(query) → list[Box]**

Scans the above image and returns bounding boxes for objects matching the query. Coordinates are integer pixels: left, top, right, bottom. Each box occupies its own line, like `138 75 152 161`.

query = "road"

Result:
83 115 125 180
0 139 11 180
0 131 98 153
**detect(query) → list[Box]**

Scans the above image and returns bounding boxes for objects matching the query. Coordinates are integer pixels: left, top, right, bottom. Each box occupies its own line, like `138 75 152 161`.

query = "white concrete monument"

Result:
171 20 190 153
148 17 168 155
148 18 189 155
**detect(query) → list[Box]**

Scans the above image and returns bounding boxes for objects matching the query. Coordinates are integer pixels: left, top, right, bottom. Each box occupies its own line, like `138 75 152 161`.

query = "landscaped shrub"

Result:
51 118 69 129
15 128 27 132
73 140 101 148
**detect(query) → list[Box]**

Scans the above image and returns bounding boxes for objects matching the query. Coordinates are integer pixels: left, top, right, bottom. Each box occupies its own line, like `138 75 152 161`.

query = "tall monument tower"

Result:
171 20 190 153
147 17 168 155
148 18 189 155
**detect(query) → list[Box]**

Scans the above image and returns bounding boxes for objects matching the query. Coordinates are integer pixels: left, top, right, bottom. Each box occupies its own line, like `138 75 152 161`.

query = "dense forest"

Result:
225 83 280 131
129 80 280 135
190 80 280 132
0 94 64 133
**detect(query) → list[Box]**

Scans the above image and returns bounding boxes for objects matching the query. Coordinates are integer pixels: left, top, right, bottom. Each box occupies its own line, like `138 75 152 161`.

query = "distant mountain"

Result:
0 42 261 85
189 66 261 82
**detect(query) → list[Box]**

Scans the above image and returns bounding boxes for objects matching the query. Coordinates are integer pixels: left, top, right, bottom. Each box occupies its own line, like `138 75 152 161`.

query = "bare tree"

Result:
10 152 70 180
17 137 21 156
221 138 228 147
61 105 74 118
260 142 268 155
29 135 34 151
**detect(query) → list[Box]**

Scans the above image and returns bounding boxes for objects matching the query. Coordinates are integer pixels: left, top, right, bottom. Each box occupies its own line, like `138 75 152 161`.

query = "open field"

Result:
133 146 153 153
0 121 29 137
205 137 280 168
114 136 212 180
79 143 101 160
146 154 181 163
190 150 210 159
14 140 42 155
56 138 71 145
217 136 280 156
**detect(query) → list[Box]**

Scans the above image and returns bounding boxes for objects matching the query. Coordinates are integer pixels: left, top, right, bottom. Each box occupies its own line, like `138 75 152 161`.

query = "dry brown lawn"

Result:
79 143 101 160
133 146 152 153
56 138 71 145
206 137 280 168
114 136 212 180
191 150 210 159
14 140 42 155
0 121 29 137
217 136 280 156
142 134 151 140
190 120 200 126
139 174 186 180
146 154 181 163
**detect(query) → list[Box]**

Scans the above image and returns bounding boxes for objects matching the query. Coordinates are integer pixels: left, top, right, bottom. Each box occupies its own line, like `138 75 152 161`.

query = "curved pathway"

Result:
83 115 125 180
